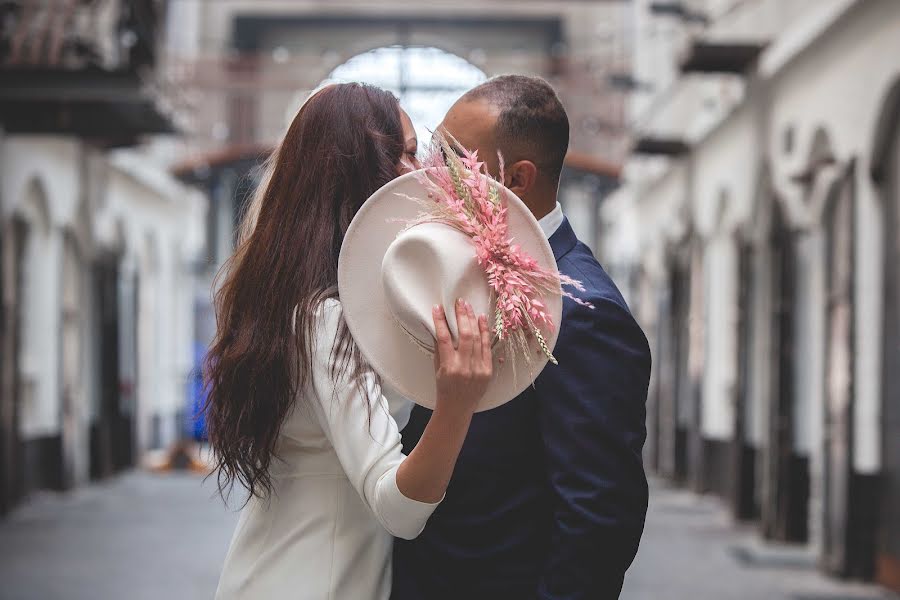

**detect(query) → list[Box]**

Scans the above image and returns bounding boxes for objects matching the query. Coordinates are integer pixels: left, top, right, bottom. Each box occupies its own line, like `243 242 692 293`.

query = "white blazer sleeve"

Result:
308 300 440 540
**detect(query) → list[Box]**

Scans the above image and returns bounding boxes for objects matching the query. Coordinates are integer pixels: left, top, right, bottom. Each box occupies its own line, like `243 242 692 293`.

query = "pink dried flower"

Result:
405 131 592 366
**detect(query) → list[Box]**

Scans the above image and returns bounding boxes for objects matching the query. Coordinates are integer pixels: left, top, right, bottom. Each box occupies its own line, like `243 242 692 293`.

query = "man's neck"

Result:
524 191 558 222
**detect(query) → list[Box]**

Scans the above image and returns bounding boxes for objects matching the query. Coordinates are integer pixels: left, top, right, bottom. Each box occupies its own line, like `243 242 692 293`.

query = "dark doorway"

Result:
672 254 692 484
762 202 808 542
89 255 130 479
656 253 691 481
732 240 758 520
878 110 900 592
0 220 26 514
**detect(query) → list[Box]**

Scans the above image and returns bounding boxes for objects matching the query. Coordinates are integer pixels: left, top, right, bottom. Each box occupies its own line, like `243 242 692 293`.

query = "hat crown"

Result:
381 222 492 353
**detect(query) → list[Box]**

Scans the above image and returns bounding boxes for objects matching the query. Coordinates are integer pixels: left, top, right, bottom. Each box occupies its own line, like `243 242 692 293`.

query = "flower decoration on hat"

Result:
399 131 593 371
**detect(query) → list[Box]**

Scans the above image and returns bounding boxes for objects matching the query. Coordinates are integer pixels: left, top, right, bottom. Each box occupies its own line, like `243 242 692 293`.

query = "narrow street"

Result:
0 472 238 600
0 473 896 600
622 480 899 600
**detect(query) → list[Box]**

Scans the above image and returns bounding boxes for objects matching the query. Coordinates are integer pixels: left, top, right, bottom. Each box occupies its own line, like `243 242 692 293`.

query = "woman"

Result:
206 83 492 599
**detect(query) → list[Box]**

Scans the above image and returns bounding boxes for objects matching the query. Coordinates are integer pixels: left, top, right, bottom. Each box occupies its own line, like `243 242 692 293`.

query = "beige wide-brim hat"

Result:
337 169 562 412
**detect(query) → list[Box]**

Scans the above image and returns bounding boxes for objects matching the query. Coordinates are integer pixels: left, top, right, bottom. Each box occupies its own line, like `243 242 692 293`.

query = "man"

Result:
392 75 652 600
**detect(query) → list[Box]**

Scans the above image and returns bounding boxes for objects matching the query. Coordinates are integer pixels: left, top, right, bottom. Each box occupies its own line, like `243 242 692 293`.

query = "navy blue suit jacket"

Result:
392 218 651 600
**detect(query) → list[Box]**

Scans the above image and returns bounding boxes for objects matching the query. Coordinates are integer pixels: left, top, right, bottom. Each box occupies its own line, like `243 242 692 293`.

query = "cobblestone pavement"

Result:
0 471 239 600
0 472 897 600
621 480 899 600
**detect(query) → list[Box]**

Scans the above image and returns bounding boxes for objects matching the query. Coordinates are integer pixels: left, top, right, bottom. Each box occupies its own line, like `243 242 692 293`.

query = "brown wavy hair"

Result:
204 83 405 502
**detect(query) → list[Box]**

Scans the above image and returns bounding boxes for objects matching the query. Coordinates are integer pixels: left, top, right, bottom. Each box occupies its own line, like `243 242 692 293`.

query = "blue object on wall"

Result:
186 342 209 441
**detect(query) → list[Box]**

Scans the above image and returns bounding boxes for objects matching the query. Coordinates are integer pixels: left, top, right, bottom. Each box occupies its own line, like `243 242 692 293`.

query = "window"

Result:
325 46 487 144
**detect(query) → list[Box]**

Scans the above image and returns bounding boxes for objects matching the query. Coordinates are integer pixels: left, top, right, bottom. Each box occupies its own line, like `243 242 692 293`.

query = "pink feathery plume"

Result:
403 131 593 367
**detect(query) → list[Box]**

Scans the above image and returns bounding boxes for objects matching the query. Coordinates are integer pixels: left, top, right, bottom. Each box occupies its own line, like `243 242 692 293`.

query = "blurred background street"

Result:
1 0 900 598
0 473 896 600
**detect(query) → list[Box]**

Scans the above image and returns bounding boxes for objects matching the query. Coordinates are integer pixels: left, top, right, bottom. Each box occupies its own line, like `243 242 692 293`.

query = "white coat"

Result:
215 300 439 599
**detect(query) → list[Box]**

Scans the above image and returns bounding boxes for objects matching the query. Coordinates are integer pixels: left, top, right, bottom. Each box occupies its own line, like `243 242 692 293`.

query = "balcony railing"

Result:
2 0 163 72
0 0 176 145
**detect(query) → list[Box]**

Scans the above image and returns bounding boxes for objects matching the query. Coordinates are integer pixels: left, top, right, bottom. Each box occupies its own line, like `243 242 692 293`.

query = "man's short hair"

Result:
462 75 570 183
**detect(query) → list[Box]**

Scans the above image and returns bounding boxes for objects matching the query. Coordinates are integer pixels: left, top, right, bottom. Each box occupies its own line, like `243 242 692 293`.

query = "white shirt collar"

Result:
538 202 564 239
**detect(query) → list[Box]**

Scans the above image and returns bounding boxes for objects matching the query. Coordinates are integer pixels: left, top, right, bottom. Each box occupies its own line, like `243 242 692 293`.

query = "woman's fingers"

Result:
436 300 492 383
455 299 474 361
475 314 486 364
432 304 454 368
478 314 492 374
466 302 479 363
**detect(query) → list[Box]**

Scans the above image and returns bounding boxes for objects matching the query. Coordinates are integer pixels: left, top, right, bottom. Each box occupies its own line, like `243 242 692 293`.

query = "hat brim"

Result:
337 169 562 412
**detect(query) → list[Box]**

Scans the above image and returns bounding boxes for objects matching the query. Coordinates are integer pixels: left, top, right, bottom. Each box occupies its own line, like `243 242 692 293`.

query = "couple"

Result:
207 76 652 600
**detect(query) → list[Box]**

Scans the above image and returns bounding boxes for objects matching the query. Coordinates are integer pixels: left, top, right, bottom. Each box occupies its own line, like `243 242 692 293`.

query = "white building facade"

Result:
0 0 206 513
0 135 205 505
602 0 900 590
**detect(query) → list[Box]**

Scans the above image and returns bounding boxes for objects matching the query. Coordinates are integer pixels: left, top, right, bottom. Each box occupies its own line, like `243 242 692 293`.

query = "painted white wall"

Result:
103 155 205 450
606 0 899 477
701 234 738 440
761 0 900 473
2 134 206 471
1 138 81 441
790 231 826 457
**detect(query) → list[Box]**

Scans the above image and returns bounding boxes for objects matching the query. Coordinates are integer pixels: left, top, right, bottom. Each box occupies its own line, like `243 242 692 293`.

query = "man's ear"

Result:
504 160 538 197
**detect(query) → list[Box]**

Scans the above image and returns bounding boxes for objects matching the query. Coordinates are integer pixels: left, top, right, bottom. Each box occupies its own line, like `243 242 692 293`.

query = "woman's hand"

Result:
395 299 492 505
431 298 493 413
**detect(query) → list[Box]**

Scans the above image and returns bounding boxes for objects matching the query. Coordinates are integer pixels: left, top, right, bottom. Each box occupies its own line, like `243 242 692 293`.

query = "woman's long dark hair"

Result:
204 83 405 502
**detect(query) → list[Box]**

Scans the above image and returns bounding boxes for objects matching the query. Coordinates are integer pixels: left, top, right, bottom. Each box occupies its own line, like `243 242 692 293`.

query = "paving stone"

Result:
0 473 896 599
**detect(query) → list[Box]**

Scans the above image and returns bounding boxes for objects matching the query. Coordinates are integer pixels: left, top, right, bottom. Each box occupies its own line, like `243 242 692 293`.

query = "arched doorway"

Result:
875 80 900 592
821 164 855 575
324 45 487 143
